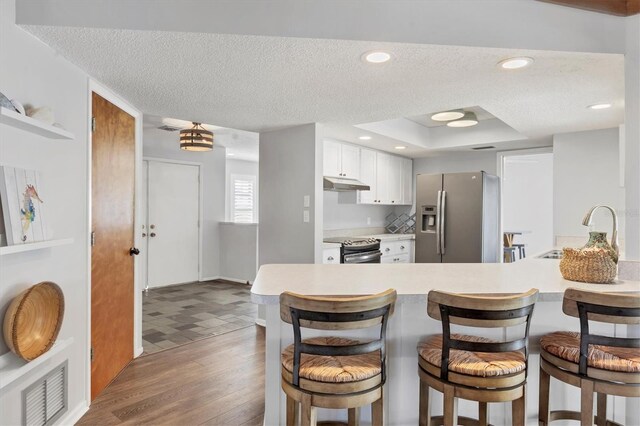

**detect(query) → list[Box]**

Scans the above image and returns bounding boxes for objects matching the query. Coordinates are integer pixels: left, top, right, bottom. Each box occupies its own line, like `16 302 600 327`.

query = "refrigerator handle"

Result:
440 190 447 255
436 190 442 254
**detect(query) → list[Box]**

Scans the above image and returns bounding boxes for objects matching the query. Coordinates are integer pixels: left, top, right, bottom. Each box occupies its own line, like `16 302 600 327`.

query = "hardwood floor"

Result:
78 326 265 425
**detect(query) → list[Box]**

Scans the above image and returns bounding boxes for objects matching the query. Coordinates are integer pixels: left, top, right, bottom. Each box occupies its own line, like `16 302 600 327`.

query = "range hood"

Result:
323 176 370 192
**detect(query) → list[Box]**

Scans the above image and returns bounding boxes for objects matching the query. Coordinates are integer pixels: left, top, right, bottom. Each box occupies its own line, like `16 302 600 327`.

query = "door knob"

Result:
129 247 140 256
150 232 156 237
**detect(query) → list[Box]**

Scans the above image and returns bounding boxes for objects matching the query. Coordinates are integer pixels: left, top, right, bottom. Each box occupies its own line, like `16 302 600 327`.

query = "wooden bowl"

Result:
3 281 65 361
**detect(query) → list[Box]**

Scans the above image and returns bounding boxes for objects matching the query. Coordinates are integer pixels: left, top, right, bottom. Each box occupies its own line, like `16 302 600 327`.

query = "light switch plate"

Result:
303 195 310 207
303 210 310 223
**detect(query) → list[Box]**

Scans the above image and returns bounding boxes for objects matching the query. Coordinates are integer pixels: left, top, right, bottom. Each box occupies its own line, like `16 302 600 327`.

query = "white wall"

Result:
553 128 624 244
225 158 259 222
143 126 226 280
502 153 554 256
219 223 258 283
625 15 640 261
323 191 401 231
0 0 90 422
413 151 498 176
259 123 321 265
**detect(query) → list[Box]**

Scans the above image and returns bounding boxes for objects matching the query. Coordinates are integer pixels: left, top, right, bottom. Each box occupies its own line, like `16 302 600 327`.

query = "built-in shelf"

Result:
0 107 74 140
0 337 74 391
0 238 74 255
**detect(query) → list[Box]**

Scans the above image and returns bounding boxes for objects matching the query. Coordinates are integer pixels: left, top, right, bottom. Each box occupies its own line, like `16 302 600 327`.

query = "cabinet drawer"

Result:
322 248 340 264
381 253 410 263
380 241 398 256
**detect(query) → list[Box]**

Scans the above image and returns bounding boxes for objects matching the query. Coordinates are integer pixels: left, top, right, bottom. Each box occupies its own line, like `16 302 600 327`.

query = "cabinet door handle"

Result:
385 248 390 252
327 256 334 261
400 245 405 250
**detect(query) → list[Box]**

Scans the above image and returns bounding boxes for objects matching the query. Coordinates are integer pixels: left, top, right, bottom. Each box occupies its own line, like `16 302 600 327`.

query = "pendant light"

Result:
180 122 214 151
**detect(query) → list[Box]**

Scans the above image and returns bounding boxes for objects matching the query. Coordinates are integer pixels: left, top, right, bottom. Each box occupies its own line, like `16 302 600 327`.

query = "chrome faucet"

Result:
582 205 619 257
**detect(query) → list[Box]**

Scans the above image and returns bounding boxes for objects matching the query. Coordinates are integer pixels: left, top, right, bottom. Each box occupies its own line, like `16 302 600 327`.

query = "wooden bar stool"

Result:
280 289 397 426
538 288 640 426
418 288 539 426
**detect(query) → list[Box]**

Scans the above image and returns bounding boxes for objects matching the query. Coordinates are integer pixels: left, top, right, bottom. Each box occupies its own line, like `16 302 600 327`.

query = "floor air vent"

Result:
23 361 67 426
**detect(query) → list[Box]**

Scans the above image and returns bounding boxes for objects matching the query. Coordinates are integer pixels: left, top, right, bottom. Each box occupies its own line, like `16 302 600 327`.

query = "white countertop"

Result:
251 258 640 304
322 233 414 250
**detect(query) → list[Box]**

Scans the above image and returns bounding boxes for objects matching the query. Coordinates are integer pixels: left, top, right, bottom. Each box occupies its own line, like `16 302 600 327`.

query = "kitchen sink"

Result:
537 249 563 259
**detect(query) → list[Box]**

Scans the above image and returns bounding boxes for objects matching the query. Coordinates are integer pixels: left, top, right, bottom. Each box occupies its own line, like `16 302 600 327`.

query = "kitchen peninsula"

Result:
251 259 640 425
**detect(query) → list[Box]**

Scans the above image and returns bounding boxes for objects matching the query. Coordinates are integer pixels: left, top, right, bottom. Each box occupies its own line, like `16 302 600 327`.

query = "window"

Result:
229 174 257 223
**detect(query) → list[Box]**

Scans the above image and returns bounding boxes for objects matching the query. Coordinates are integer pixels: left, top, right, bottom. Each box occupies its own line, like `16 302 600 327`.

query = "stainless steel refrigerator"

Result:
415 171 500 263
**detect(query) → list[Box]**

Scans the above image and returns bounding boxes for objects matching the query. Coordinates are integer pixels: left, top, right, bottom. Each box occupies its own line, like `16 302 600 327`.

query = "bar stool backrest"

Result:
280 289 397 386
562 288 640 375
427 288 539 381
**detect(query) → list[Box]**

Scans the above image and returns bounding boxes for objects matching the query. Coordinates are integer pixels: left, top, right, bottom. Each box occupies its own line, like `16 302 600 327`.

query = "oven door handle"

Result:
343 251 382 263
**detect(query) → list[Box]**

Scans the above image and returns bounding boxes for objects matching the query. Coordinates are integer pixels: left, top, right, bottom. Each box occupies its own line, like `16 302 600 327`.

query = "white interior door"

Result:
147 160 200 288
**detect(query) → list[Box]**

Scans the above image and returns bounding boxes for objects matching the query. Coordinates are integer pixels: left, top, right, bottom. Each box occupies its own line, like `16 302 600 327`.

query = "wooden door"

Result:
91 92 135 400
146 161 200 288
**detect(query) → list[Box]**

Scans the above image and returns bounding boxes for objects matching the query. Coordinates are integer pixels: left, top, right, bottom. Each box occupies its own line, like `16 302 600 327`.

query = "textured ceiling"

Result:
24 26 624 140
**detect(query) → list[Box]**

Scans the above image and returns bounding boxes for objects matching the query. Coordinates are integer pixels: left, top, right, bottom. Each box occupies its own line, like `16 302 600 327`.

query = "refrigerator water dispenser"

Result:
421 205 437 233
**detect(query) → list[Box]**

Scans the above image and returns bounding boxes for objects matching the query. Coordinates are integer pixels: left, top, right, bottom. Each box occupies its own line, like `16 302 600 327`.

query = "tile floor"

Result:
142 280 256 354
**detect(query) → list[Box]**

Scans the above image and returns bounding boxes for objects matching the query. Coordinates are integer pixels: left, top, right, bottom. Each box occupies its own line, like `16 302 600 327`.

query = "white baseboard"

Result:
201 276 251 285
56 400 89 426
134 346 144 358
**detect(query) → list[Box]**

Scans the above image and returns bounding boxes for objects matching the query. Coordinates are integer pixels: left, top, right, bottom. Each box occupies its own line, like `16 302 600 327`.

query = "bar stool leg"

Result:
372 388 384 426
539 365 550 425
596 392 607 426
512 386 526 426
419 381 431 426
301 393 316 426
580 379 594 426
348 407 360 426
287 396 298 426
479 402 489 426
443 384 458 426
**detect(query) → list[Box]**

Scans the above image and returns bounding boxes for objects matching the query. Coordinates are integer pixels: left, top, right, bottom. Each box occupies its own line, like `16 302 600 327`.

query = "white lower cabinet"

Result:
380 240 414 263
322 247 340 264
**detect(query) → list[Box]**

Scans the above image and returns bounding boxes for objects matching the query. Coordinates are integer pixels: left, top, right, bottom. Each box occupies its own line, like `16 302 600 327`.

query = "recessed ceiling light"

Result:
363 51 392 64
394 146 406 150
431 110 465 122
446 111 479 128
498 57 534 70
358 136 372 140
588 103 612 110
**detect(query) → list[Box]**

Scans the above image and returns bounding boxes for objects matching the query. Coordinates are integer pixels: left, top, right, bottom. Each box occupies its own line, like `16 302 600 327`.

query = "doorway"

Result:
499 149 554 261
90 92 136 400
142 159 201 289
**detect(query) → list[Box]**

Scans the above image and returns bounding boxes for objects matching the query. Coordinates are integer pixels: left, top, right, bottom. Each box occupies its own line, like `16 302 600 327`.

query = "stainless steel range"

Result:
323 237 382 263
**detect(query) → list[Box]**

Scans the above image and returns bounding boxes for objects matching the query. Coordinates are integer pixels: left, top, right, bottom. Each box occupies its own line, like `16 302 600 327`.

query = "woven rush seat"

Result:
540 331 640 373
418 334 526 377
282 336 381 383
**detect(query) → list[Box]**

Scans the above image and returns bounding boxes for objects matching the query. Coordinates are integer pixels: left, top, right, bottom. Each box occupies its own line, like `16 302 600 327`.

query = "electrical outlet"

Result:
367 217 371 225
303 210 310 223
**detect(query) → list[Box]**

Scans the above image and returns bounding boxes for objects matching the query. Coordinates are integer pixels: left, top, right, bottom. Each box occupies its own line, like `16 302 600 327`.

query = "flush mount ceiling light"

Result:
227 152 235 156
358 136 372 140
498 57 534 70
446 111 479 128
588 103 612 110
180 122 214 151
363 51 392 64
394 146 406 150
431 109 465 122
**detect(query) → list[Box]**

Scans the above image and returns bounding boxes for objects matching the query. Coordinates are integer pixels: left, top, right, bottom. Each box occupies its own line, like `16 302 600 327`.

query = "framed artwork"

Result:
0 166 48 245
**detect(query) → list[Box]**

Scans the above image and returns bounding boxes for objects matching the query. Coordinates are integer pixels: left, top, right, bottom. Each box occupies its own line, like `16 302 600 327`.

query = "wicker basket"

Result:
2 281 65 361
560 248 617 284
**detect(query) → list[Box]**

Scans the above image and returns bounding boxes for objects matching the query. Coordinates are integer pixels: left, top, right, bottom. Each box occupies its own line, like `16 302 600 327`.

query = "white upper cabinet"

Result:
388 155 403 205
401 157 413 205
323 140 360 179
340 144 360 179
359 148 377 204
375 152 391 204
323 140 342 178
